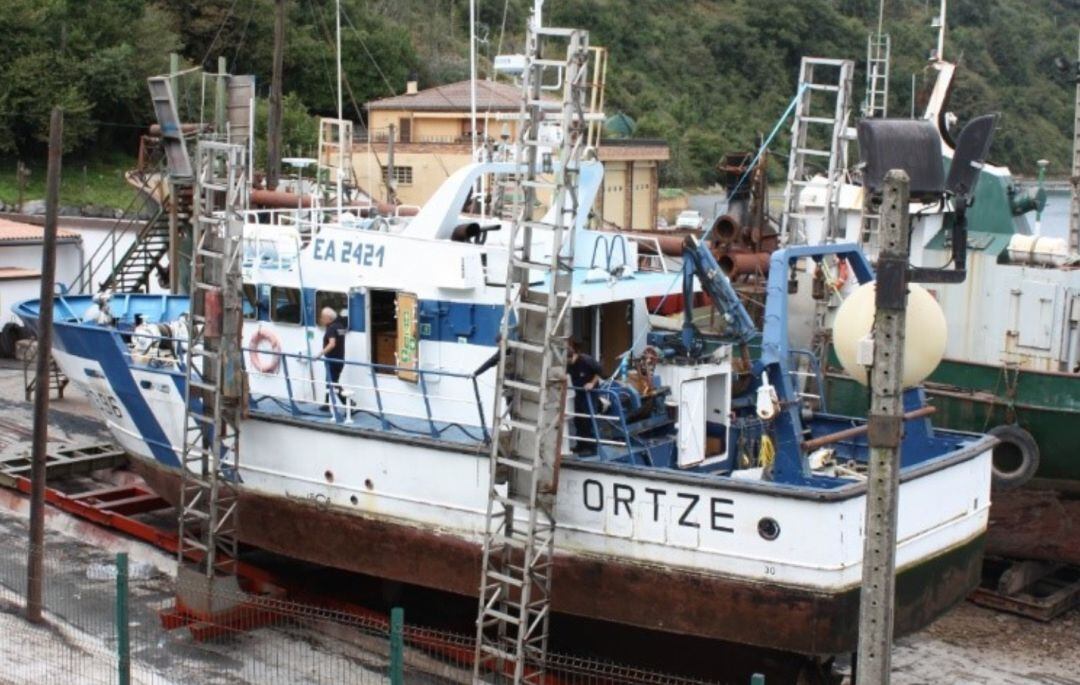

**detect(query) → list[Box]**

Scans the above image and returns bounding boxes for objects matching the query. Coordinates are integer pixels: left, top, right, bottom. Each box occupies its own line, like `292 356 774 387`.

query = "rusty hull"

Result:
133 459 983 656
986 480 1080 566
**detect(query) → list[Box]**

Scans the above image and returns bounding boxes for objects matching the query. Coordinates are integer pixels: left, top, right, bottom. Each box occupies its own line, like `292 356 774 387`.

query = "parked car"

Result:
674 210 704 230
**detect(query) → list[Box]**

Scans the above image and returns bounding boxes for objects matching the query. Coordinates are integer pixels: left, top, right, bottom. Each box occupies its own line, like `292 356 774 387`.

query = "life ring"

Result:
988 424 1040 491
248 328 283 374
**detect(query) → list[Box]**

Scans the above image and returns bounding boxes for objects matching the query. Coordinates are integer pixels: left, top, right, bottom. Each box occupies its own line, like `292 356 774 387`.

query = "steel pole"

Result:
855 169 911 684
26 107 63 624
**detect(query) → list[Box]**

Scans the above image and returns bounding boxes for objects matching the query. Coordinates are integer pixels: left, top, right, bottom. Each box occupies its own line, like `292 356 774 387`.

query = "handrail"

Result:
71 174 168 294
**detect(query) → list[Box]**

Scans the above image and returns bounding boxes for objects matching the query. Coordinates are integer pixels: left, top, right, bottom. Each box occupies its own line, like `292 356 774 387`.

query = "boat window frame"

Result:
269 285 304 326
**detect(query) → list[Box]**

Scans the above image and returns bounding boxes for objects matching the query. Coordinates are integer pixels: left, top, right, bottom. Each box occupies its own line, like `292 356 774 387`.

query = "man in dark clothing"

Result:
317 307 347 408
567 338 602 454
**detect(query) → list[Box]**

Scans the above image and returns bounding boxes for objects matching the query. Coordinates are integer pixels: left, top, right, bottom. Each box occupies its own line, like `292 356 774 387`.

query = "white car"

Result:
674 210 704 230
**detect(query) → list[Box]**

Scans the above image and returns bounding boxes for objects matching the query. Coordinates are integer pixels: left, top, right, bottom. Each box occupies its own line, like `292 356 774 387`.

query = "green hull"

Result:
825 357 1080 485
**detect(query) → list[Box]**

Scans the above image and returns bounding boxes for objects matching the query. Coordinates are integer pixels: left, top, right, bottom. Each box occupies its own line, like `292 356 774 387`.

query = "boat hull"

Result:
827 357 1080 564
133 455 983 656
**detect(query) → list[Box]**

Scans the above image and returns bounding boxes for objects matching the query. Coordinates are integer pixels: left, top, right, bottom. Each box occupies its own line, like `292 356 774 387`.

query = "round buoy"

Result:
987 424 1040 491
831 281 947 388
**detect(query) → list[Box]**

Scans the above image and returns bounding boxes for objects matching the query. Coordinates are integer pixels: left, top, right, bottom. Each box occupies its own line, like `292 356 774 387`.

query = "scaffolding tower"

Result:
472 18 592 685
177 141 248 600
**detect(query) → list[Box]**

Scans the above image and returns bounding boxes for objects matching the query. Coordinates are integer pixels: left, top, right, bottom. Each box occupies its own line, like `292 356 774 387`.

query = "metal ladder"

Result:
177 141 247 583
473 20 591 685
318 118 354 212
863 33 891 119
780 57 854 245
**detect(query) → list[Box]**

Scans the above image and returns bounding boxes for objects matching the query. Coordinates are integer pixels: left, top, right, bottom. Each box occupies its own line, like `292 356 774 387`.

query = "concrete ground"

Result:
0 360 1077 684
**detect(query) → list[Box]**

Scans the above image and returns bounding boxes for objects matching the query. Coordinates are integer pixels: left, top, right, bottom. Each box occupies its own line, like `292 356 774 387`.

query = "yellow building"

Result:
354 79 669 231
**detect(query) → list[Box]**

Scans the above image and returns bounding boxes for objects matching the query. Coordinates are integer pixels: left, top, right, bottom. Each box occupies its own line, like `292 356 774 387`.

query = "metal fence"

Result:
0 517 734 685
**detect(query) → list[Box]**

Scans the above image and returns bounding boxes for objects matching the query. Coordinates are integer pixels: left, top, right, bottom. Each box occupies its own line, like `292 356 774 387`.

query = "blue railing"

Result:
247 349 491 445
567 386 640 464
119 329 491 445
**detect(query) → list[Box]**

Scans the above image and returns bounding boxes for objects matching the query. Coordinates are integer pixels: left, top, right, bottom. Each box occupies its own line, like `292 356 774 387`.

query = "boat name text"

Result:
581 478 734 533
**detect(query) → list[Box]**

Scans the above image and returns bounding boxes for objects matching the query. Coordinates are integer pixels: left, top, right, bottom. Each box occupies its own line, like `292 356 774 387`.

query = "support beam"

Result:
856 169 911 684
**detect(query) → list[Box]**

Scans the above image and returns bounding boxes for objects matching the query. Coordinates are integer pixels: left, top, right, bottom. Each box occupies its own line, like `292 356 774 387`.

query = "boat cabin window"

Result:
270 286 303 325
315 290 348 323
369 289 398 367
242 284 258 320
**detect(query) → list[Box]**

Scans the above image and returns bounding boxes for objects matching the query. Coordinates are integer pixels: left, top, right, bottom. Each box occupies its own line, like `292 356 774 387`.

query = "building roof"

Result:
366 80 527 112
0 267 41 280
0 217 80 242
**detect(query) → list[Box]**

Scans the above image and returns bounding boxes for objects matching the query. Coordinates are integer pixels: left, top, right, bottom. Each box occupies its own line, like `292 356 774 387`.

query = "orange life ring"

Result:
248 328 282 374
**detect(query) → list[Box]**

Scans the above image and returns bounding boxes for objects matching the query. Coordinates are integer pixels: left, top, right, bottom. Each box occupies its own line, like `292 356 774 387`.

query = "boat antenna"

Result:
335 0 344 215
470 0 478 160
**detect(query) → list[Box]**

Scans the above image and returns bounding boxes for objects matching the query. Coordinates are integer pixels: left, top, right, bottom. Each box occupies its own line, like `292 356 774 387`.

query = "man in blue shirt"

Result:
567 338 602 454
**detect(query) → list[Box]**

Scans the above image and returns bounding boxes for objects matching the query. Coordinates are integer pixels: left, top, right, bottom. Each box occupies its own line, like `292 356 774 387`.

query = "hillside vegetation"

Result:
1 0 1077 189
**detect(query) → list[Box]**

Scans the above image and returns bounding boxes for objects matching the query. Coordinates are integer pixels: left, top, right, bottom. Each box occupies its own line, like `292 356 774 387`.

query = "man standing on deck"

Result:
316 307 347 408
567 338 603 454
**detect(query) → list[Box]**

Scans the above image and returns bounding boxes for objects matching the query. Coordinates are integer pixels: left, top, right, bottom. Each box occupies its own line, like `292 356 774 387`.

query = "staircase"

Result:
780 57 855 245
472 18 592 685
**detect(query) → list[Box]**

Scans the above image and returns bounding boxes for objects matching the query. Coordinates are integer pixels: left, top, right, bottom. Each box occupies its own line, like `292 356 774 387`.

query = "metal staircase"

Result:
472 18 591 685
863 33 891 119
177 141 247 589
780 57 854 245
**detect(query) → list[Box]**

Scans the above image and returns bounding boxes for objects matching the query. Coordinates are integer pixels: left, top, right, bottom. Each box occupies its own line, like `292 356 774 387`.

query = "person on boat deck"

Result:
316 307 347 408
567 338 602 455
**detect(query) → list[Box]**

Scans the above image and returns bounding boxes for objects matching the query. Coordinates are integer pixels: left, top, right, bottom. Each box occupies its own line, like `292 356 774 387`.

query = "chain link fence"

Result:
0 518 735 685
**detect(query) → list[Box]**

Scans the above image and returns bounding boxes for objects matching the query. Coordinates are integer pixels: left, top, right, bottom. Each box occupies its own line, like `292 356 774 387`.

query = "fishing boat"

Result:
15 151 995 663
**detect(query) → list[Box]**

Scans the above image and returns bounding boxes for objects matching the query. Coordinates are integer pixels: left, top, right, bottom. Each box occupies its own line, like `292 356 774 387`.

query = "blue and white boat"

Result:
16 152 993 658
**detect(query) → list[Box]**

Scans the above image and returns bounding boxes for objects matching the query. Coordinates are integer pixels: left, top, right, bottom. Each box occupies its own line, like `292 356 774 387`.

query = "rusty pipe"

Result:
718 251 771 277
711 214 742 242
800 406 937 452
251 188 314 208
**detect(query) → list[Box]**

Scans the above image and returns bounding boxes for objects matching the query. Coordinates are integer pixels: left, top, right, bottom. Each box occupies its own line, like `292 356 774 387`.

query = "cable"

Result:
199 0 242 67
339 3 398 97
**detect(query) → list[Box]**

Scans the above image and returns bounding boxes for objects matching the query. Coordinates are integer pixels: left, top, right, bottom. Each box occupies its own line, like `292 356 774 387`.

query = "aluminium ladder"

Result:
177 141 248 588
473 20 592 685
864 33 891 119
780 57 854 245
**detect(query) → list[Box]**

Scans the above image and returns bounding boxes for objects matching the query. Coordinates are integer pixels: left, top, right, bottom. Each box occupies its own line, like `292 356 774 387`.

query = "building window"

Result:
242 284 258 320
382 166 413 186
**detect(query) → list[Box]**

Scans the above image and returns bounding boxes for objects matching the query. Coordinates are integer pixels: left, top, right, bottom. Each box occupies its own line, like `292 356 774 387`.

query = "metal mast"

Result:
780 57 854 244
472 13 591 684
177 141 248 591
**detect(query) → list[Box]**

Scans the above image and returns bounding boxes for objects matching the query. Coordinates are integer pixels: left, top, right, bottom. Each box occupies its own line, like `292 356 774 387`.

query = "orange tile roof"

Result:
0 217 80 242
0 267 41 280
367 79 529 112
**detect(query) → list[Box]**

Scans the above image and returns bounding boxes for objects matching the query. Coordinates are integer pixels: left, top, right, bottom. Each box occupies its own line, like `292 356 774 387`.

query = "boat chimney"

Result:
406 71 419 95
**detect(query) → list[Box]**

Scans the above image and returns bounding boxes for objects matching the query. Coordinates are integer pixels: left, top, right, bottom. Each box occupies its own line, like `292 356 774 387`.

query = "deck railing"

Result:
244 349 491 445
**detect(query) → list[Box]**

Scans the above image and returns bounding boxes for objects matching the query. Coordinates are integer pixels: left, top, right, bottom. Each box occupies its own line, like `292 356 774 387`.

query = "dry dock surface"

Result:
0 362 1076 683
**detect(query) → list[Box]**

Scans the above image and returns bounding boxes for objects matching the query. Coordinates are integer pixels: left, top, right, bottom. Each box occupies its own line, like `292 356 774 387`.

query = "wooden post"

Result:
266 0 286 190
855 169 911 684
26 107 63 624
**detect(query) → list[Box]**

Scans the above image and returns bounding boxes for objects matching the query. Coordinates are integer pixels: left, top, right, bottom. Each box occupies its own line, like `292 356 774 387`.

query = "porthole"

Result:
758 517 780 541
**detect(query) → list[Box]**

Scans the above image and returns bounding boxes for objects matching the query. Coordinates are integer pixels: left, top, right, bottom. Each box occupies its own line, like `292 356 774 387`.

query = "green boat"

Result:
792 56 1080 565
